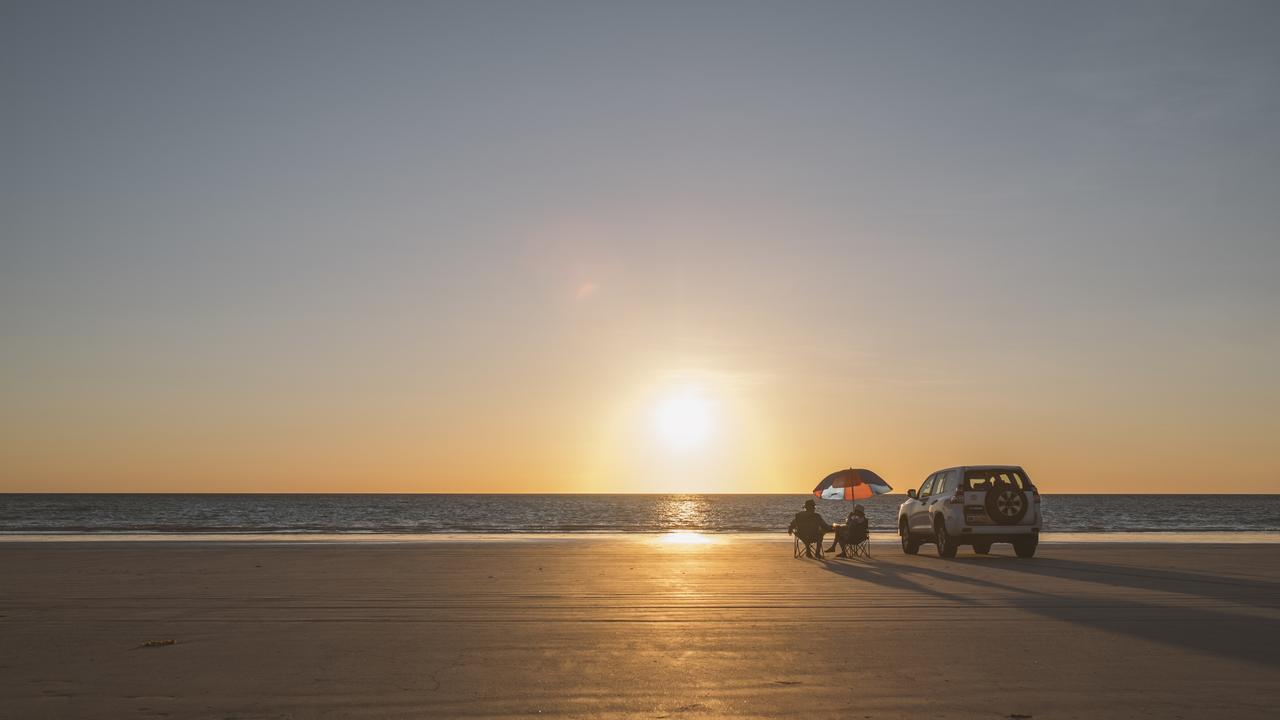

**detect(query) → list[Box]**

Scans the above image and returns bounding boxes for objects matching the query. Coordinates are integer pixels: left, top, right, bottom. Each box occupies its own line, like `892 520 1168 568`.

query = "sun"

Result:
653 388 713 449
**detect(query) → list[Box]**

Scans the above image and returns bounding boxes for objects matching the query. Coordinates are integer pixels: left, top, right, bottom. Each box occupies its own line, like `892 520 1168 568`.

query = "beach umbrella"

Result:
813 468 893 501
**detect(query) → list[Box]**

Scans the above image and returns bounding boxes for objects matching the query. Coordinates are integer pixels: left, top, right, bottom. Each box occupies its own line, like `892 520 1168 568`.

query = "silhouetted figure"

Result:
788 499 833 558
828 504 870 557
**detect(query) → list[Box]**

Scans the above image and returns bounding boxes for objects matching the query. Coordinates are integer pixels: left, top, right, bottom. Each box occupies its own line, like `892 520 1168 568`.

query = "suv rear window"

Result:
963 469 1032 491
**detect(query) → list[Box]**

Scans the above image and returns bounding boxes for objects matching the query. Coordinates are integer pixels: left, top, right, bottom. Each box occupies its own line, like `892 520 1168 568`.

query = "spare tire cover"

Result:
985 487 1028 525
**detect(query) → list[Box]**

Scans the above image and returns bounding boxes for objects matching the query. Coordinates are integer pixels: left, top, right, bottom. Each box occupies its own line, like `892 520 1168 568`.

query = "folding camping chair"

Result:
826 522 871 559
792 533 824 559
844 534 871 560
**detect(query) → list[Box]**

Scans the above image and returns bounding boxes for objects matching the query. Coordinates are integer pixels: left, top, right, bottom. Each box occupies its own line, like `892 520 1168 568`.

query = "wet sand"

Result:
1 538 1277 718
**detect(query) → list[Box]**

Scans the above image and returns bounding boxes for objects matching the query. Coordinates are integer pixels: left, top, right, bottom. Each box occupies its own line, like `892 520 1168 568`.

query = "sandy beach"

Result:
2 538 1277 719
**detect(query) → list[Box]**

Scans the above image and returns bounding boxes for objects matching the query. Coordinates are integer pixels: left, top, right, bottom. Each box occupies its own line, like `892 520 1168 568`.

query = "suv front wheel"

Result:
900 519 920 555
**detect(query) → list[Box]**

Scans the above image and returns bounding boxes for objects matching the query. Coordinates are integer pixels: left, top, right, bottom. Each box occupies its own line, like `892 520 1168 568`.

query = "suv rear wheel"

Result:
900 519 920 555
1013 536 1038 558
934 518 958 558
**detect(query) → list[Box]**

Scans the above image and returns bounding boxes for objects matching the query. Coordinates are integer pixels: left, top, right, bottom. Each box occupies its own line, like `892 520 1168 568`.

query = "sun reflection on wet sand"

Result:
649 498 721 546
654 531 718 546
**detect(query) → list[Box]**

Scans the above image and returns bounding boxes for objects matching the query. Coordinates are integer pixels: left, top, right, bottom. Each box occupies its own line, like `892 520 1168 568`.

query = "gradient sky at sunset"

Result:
3 1 1278 493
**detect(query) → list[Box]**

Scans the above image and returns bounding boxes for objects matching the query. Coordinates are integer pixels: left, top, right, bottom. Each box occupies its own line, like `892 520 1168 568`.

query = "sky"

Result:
2 1 1278 493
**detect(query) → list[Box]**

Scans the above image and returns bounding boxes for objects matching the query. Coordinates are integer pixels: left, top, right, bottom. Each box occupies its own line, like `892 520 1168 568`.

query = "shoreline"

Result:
2 530 1279 543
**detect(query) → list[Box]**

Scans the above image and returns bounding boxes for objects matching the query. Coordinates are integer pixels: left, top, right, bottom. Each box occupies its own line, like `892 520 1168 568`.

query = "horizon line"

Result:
5 486 1274 491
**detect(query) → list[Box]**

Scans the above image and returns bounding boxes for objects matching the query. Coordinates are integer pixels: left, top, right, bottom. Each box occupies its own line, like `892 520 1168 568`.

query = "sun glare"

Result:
653 388 713 449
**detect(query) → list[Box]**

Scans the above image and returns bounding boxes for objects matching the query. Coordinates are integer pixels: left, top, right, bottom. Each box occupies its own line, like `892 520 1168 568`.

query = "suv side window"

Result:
936 470 956 494
918 475 936 499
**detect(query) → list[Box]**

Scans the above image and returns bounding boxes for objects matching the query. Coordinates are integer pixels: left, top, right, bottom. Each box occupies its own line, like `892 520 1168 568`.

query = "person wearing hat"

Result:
827 504 870 557
787 498 834 558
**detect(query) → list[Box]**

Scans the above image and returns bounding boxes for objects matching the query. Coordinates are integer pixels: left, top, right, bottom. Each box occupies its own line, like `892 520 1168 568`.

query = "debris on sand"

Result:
139 639 176 648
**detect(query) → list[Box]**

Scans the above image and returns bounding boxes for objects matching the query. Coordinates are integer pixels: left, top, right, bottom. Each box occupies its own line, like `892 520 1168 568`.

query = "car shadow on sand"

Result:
948 552 1280 607
817 551 1280 669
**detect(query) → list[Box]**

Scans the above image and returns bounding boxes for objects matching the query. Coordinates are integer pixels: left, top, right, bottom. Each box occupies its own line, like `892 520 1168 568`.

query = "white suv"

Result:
898 465 1041 558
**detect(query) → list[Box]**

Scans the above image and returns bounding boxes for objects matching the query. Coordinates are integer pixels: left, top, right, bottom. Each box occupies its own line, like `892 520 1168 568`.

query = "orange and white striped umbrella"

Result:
813 468 893 500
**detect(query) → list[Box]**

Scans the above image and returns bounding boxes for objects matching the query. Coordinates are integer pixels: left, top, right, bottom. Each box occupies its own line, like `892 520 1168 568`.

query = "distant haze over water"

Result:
2 495 1277 535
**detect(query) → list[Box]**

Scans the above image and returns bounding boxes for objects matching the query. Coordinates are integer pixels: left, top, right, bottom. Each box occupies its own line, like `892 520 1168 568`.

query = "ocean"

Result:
1 494 1278 535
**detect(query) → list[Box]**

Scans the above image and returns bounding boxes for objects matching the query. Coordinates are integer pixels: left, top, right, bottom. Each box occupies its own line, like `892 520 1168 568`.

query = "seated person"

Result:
827 505 871 556
788 499 833 557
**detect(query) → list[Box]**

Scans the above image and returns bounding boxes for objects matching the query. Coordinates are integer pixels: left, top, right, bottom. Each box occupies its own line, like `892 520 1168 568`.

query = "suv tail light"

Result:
947 486 965 505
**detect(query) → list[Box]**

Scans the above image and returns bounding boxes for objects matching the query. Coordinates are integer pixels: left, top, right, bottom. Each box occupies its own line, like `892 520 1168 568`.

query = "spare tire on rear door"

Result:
985 486 1028 525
